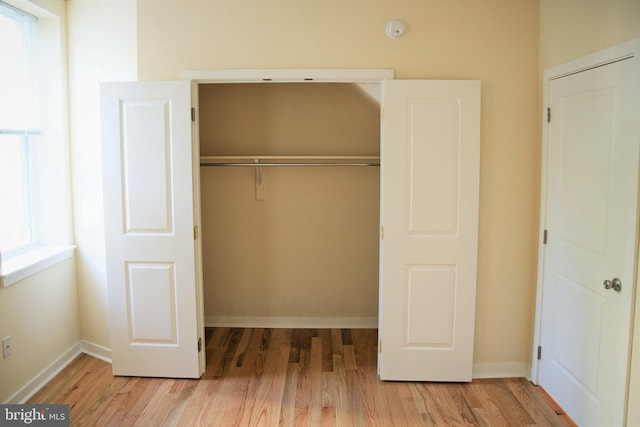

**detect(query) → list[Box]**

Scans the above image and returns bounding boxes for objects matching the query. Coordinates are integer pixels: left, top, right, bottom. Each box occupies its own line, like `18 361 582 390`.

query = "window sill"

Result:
0 245 75 288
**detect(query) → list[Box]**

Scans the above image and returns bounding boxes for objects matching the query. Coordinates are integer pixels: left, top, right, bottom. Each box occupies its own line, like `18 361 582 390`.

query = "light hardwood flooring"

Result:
28 328 574 426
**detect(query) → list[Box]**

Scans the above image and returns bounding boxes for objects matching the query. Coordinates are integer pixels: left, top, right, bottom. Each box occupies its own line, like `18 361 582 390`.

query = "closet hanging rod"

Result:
199 155 380 167
201 162 379 167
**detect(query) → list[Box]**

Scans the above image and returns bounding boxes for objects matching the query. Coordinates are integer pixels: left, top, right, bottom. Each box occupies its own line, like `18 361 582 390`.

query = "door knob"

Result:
603 278 622 292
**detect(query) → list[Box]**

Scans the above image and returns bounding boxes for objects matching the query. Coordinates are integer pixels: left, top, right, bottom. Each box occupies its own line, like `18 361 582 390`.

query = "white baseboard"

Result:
472 362 530 379
5 342 82 404
80 340 112 364
3 340 112 404
205 316 378 329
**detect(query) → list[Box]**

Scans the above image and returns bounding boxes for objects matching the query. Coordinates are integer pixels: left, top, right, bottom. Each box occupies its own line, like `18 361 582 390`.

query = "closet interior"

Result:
198 82 381 324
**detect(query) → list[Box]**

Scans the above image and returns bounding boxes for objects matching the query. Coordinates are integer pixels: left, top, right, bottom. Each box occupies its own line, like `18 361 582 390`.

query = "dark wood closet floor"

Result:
28 328 574 426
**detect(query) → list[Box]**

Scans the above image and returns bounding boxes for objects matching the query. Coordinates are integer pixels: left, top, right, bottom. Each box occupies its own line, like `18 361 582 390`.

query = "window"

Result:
0 0 73 286
0 1 39 256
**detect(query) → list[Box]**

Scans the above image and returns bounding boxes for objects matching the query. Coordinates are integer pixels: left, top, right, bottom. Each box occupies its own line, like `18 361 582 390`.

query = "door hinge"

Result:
191 107 196 122
379 339 382 353
547 107 551 123
543 229 548 245
194 225 199 240
537 346 542 360
198 337 202 352
380 226 384 241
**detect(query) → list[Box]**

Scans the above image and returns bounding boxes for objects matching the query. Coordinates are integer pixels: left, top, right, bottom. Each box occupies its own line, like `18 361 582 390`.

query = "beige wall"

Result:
540 0 640 69
16 0 635 412
0 259 79 403
138 0 540 367
539 0 640 423
19 0 639 406
67 0 137 349
200 84 380 321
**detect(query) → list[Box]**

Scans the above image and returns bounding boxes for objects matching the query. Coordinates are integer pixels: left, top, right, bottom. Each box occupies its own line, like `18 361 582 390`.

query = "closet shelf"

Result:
200 155 380 167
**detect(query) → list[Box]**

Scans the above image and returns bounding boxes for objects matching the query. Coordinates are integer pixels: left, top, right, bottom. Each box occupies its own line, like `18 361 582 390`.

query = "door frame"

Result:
531 37 640 415
183 68 393 370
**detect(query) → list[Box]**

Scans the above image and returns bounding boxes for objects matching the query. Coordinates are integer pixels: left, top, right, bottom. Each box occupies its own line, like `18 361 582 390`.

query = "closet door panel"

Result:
120 98 174 233
101 80 203 378
380 80 480 381
408 99 460 234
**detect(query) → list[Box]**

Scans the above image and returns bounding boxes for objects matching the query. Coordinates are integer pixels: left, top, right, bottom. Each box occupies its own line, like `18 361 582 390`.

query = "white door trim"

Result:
181 68 394 83
185 68 392 376
531 37 640 383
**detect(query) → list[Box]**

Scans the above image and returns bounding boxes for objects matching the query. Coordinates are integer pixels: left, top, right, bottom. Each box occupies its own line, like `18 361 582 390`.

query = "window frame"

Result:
0 0 41 257
0 0 74 287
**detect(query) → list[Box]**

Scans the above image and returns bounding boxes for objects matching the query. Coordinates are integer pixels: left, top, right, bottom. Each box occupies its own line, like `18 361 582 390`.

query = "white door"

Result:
379 80 481 381
538 58 639 426
101 81 204 378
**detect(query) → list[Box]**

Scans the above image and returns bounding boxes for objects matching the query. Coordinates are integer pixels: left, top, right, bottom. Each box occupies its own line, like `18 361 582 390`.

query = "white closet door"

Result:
379 80 481 381
101 81 203 378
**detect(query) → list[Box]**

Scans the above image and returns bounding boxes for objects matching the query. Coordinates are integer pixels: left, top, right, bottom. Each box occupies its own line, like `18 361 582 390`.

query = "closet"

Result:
101 70 480 382
198 83 380 326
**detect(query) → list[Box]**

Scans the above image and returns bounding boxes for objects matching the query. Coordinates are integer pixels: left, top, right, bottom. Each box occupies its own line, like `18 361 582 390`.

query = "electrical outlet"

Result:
2 336 12 358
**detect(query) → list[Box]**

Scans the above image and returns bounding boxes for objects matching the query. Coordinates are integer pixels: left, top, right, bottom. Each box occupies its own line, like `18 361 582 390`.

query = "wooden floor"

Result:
29 328 573 426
